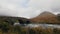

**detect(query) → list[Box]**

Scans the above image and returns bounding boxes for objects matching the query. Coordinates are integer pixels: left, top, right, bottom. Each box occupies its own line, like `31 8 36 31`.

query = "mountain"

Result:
0 11 60 24
30 11 60 24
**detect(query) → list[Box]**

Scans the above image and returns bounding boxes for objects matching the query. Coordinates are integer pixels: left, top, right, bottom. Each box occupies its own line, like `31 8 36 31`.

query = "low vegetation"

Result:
0 16 59 34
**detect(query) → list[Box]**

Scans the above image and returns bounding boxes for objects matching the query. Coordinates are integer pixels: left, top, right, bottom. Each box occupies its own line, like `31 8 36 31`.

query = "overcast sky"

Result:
0 0 60 18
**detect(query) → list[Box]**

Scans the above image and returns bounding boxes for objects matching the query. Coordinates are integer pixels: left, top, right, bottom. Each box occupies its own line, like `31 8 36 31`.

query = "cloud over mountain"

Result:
0 0 60 18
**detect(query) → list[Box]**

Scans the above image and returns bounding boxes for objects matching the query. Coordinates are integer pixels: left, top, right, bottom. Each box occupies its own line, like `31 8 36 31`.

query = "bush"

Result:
53 28 60 34
29 29 36 34
1 22 10 32
14 25 21 34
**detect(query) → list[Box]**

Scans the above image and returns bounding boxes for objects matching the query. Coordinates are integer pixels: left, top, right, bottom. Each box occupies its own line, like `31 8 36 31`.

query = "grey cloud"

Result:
0 0 60 19
51 0 60 13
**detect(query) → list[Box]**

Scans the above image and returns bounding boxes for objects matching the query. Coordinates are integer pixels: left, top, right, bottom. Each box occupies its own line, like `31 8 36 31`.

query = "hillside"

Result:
0 12 60 24
30 11 60 24
0 16 31 25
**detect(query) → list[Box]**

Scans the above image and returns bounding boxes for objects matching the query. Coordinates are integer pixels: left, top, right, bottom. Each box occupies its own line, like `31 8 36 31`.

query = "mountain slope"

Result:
0 16 31 25
30 11 59 24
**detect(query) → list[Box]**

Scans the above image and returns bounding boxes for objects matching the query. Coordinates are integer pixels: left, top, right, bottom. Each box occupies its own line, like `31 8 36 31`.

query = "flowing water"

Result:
24 24 60 28
14 23 60 28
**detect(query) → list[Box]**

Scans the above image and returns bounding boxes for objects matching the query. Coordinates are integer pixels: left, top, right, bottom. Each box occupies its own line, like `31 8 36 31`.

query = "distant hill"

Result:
30 11 60 24
0 12 60 24
0 16 31 25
